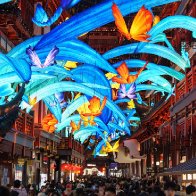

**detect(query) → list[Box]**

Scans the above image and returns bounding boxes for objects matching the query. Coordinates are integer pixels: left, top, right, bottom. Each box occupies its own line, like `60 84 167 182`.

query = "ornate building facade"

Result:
129 0 196 184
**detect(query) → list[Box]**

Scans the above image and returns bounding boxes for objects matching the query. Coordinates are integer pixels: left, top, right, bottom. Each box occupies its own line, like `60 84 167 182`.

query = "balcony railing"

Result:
13 110 34 137
175 66 196 103
58 137 84 154
0 0 34 37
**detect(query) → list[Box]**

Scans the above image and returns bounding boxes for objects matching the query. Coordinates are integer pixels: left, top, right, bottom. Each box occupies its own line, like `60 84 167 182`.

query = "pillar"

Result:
47 157 51 182
22 161 27 187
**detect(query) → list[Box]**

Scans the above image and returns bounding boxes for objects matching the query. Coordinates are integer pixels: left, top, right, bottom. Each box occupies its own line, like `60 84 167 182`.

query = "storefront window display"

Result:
15 165 23 181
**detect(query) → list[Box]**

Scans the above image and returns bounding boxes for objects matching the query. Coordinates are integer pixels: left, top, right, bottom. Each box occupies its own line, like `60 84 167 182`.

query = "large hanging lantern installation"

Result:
0 0 195 156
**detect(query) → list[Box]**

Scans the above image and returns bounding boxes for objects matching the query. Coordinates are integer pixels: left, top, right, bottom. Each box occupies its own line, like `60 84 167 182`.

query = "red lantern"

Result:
61 163 71 171
61 163 82 173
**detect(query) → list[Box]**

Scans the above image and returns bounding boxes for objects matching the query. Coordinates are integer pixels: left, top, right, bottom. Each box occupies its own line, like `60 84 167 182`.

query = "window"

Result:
0 32 14 52
7 44 11 52
0 37 6 50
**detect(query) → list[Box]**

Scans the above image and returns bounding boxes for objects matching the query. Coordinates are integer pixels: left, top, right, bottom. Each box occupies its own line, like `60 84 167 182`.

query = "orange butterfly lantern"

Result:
42 113 58 133
112 61 148 84
82 96 107 117
70 120 82 133
112 3 160 42
79 96 107 126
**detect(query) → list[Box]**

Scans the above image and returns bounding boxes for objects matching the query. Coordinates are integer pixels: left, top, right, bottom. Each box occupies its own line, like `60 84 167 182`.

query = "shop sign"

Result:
18 158 25 165
87 164 96 167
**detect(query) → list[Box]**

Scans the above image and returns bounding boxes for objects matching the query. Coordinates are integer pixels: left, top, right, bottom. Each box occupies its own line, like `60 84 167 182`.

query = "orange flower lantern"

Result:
42 113 58 133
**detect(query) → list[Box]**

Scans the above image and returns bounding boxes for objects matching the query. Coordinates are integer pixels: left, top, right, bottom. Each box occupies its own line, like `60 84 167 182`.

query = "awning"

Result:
159 157 196 176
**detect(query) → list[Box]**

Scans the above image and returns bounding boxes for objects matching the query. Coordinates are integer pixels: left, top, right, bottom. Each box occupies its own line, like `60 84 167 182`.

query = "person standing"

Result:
186 185 196 196
37 186 47 196
10 180 27 196
0 185 11 196
105 187 116 196
164 181 176 196
116 183 124 195
63 184 73 196
97 184 105 196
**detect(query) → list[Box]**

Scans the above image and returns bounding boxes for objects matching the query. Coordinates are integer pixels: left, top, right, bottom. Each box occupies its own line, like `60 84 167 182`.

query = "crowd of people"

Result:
0 177 195 196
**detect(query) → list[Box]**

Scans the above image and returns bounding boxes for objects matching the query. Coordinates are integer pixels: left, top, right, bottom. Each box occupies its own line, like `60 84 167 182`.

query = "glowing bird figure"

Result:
112 3 159 42
26 46 59 68
104 140 120 153
70 120 82 132
112 61 148 84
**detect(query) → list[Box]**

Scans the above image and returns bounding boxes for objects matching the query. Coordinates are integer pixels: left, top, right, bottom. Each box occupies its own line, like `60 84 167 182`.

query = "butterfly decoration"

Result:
26 46 59 68
28 96 37 106
32 0 81 27
118 83 137 99
112 61 148 84
103 140 120 153
99 146 108 156
82 96 107 117
42 113 58 133
80 115 96 127
112 3 159 42
70 120 82 132
77 102 90 114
